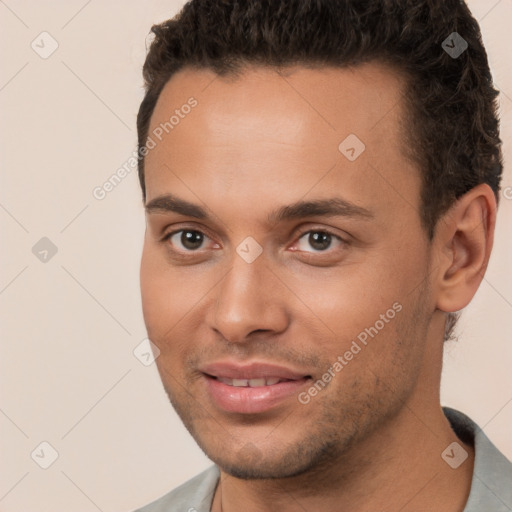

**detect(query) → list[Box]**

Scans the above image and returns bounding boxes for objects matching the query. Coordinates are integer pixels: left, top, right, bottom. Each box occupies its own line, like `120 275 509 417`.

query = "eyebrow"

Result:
144 193 374 224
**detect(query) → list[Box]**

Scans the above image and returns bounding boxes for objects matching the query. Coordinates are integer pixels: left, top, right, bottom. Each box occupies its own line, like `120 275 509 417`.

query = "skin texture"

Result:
140 63 496 511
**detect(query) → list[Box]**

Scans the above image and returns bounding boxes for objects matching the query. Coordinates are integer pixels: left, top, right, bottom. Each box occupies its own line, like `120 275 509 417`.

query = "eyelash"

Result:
160 226 347 257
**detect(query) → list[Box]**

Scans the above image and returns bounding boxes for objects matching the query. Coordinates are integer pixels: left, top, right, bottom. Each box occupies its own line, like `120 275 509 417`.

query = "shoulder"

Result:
443 407 512 512
134 465 220 512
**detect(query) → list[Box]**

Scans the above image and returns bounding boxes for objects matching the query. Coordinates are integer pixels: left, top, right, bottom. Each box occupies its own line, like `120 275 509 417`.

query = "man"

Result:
135 0 511 510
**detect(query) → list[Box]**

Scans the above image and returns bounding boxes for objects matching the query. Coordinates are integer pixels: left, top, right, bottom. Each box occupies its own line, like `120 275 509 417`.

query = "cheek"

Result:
293 248 426 369
140 242 215 348
290 263 399 328
140 244 164 334
140 244 186 340
319 298 425 415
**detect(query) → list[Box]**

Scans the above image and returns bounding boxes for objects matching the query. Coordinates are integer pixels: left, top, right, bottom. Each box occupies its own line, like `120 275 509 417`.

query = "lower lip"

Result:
203 375 310 414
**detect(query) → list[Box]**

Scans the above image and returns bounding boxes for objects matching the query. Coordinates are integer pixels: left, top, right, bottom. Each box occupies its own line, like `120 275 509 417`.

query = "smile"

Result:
216 377 289 387
199 361 312 414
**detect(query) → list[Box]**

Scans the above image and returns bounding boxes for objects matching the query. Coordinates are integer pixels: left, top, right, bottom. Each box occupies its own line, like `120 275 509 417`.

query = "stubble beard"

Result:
159 285 430 484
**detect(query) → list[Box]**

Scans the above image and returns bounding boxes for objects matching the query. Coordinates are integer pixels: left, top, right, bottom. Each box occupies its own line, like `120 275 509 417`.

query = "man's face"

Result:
140 63 437 478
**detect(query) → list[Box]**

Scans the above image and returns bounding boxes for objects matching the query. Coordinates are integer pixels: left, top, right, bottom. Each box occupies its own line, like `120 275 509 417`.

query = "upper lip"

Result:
200 361 310 380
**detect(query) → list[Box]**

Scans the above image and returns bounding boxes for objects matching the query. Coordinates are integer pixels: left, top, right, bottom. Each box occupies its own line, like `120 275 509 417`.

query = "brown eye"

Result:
308 232 332 251
168 230 206 251
296 230 343 252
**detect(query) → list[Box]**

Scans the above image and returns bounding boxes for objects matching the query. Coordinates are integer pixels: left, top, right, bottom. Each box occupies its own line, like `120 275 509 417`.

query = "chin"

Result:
202 435 345 480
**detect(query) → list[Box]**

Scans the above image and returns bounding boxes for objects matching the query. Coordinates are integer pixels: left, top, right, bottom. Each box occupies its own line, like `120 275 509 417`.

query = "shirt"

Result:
135 408 512 511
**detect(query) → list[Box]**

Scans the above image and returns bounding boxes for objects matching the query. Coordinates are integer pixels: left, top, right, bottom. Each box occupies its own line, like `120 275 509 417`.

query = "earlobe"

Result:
434 184 497 313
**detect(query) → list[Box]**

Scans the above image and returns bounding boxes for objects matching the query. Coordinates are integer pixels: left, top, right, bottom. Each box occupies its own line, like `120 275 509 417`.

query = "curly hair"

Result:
137 0 502 341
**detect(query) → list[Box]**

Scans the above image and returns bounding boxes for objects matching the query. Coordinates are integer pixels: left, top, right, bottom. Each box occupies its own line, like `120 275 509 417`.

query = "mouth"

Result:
199 361 312 414
214 377 294 387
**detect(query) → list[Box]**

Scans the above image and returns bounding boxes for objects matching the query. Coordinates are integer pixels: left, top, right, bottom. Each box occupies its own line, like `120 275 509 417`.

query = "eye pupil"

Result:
309 232 331 250
181 230 203 250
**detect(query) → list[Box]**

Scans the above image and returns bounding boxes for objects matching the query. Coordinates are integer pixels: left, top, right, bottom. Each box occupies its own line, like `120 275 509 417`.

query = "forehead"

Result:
148 62 408 151
144 62 420 226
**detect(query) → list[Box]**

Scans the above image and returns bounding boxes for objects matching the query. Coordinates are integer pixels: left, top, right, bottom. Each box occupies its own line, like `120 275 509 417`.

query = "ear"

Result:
433 183 497 313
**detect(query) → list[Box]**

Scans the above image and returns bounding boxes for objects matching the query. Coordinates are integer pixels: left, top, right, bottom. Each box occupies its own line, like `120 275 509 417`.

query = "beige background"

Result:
0 1 510 511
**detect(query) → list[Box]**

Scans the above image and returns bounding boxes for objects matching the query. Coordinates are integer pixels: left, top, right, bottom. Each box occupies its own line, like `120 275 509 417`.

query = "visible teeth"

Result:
248 378 266 387
217 377 284 387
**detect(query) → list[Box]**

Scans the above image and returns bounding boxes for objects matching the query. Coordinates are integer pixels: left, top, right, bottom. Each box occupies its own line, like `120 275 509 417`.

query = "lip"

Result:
200 361 309 380
200 361 311 414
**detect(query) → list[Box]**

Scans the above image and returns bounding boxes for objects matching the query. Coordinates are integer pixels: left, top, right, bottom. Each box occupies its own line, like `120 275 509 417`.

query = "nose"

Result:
206 253 290 343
